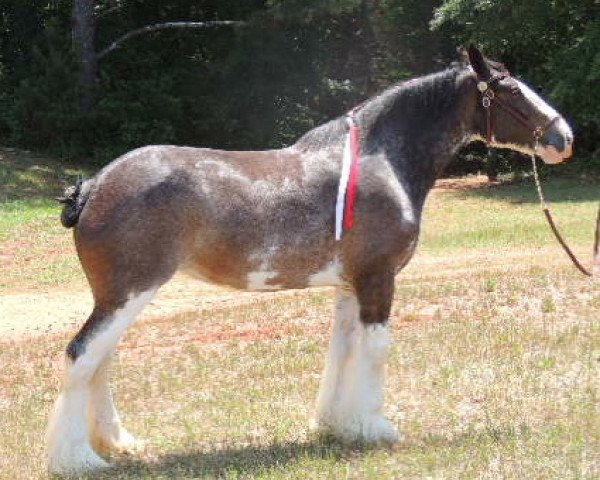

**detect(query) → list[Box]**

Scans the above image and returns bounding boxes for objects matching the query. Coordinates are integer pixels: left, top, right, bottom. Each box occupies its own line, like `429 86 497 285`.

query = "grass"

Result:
0 149 599 478
0 148 91 291
421 177 598 253
1 266 599 479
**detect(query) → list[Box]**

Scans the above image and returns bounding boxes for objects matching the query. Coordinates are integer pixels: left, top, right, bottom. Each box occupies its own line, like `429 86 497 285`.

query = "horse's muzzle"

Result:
539 119 574 164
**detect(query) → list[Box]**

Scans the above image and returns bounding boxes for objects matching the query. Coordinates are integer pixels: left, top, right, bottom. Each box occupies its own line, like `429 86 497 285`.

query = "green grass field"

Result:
0 149 91 292
0 149 598 479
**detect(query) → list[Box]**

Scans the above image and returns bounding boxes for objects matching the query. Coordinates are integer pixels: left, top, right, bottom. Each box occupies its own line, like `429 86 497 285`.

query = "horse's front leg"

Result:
315 287 360 428
315 271 398 443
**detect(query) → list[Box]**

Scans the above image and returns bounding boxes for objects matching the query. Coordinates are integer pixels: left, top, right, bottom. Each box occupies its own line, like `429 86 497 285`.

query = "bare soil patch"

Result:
0 273 303 338
433 174 500 191
2 243 591 341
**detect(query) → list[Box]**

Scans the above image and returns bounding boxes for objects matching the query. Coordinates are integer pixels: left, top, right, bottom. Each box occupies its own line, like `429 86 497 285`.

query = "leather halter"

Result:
476 73 559 145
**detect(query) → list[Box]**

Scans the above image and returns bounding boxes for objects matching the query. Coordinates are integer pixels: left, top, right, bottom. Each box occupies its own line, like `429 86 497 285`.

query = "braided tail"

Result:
56 179 94 228
594 206 600 276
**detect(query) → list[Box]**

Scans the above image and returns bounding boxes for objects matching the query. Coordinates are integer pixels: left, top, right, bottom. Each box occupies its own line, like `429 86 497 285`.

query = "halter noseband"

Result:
476 73 559 147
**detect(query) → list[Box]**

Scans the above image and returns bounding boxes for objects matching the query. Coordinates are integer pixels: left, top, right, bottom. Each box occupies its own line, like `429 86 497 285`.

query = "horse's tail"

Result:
56 178 94 228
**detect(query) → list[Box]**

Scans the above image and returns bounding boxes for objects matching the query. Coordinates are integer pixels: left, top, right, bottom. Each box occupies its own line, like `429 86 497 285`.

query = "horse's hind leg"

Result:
46 289 156 475
88 354 138 454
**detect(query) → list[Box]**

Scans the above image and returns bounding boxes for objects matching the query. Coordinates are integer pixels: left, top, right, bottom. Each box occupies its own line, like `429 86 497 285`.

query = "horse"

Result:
47 46 574 475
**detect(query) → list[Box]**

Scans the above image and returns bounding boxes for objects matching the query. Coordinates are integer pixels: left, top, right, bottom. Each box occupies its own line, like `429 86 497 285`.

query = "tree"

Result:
431 0 600 165
72 0 96 112
0 1 460 160
2 0 595 177
71 0 242 112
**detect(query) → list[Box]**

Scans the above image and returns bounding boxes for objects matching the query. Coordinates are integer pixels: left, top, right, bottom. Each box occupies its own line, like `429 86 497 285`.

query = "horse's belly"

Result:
244 256 344 291
181 242 344 292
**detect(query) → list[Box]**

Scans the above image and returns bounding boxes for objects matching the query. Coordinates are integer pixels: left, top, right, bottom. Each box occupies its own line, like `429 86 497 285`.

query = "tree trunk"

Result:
594 206 600 276
72 0 97 113
485 148 500 182
359 0 384 93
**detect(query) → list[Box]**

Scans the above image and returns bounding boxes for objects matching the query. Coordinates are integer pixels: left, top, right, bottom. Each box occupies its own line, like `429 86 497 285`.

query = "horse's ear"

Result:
467 44 490 79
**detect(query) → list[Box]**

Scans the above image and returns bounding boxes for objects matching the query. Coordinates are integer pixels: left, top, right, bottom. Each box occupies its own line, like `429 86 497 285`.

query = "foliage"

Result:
432 0 600 171
0 0 597 175
0 0 451 163
6 24 88 155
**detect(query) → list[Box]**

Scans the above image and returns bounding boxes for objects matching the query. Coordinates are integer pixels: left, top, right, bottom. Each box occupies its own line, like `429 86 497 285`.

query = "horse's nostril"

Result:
543 130 566 152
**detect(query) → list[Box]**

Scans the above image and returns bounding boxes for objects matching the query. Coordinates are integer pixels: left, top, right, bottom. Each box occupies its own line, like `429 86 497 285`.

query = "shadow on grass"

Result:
454 177 599 205
87 426 527 478
100 437 359 478
0 148 90 202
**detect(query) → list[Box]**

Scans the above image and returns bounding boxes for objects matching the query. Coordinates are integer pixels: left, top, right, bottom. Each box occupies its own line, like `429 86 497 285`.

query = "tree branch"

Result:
594 206 600 276
96 20 243 60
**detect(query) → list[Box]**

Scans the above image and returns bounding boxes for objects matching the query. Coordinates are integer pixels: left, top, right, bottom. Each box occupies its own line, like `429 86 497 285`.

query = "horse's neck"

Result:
295 68 474 209
361 69 473 207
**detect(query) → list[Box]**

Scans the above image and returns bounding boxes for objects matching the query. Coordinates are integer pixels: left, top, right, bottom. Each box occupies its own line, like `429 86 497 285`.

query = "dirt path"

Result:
0 273 305 338
2 244 589 340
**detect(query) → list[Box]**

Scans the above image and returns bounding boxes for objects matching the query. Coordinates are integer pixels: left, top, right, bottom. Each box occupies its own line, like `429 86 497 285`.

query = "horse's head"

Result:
467 45 573 164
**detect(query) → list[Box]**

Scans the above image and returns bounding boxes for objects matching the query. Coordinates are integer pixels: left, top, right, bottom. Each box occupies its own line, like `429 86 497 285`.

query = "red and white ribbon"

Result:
335 111 360 240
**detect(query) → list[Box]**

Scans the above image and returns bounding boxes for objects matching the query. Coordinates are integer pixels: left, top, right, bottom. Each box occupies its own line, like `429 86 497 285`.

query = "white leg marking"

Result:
315 289 359 424
88 356 140 453
47 288 156 475
316 299 398 443
46 388 109 474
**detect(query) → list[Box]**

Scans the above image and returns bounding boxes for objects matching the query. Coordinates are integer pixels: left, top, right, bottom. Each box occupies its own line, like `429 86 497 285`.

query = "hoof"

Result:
315 414 400 444
91 424 144 454
48 442 110 476
358 415 399 443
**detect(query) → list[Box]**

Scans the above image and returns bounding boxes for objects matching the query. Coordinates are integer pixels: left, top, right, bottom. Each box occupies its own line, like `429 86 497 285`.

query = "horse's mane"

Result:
294 63 467 152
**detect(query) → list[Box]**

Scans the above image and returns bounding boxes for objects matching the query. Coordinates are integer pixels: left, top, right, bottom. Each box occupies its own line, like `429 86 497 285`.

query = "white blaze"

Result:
515 79 559 121
475 79 573 165
515 79 573 162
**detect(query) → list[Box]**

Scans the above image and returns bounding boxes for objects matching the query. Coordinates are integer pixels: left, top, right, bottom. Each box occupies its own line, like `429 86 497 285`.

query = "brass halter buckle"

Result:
478 81 494 108
482 93 492 108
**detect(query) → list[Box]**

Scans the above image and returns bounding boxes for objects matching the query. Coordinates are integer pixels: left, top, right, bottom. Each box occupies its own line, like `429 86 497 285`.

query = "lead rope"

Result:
530 146 595 277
